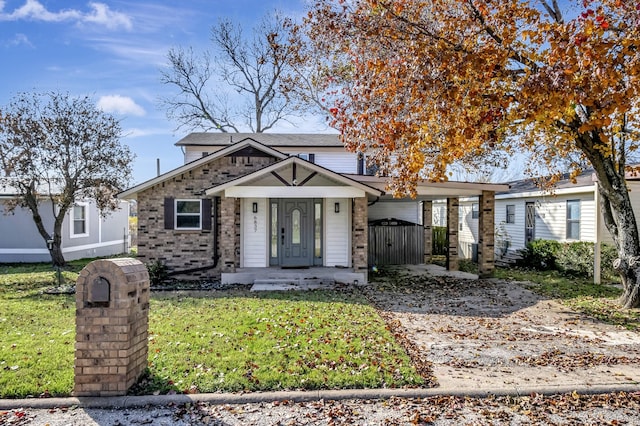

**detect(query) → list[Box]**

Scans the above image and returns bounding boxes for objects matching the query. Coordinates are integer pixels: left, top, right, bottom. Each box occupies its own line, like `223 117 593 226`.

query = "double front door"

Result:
270 199 321 267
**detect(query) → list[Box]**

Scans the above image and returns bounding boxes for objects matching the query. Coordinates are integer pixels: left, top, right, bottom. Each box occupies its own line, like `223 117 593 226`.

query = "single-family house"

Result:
0 179 130 263
119 133 508 284
447 170 640 260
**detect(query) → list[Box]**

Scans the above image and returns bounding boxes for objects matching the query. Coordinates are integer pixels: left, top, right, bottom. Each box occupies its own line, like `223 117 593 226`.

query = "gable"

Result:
205 156 383 198
119 139 286 199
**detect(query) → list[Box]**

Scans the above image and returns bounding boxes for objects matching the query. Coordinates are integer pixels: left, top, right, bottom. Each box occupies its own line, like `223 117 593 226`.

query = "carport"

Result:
348 175 509 278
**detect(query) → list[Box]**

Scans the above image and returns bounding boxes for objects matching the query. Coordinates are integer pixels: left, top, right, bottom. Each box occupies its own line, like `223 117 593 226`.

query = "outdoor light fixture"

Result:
334 202 340 213
252 202 258 213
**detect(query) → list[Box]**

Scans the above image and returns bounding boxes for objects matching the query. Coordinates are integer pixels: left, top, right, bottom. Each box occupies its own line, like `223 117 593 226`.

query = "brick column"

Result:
423 201 433 263
478 190 495 278
352 197 368 279
74 258 149 396
446 197 459 271
220 195 237 273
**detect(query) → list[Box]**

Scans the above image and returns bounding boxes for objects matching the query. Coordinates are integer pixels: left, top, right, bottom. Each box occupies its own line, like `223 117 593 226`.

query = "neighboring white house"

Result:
0 183 130 263
445 170 640 259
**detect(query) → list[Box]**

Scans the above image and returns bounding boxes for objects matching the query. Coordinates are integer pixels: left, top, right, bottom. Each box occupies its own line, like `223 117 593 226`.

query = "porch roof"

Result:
205 156 384 198
345 175 510 200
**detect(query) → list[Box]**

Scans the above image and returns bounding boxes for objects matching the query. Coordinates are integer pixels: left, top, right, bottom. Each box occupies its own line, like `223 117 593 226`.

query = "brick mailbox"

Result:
74 258 150 397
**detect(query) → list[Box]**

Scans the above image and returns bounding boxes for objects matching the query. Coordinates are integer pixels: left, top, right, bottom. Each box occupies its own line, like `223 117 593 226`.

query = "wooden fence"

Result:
368 219 424 265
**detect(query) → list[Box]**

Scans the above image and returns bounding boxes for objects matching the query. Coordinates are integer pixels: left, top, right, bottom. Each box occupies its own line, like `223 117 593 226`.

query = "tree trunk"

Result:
49 244 66 268
591 156 640 309
23 190 68 268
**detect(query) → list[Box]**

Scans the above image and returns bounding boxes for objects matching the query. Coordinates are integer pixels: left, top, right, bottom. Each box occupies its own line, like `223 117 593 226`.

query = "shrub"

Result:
556 241 594 277
520 239 561 270
146 260 169 286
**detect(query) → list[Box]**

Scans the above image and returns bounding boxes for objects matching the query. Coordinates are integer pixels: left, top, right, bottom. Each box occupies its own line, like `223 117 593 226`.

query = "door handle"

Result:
281 227 285 245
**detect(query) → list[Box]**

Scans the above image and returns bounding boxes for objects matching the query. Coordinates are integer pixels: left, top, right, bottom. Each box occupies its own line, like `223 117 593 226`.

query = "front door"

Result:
280 199 314 267
525 202 536 244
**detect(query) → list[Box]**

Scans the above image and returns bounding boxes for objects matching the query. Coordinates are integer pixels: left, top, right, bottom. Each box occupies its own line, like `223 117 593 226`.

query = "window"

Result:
271 202 278 258
566 200 580 239
472 203 479 219
506 205 515 224
72 204 88 237
314 201 322 258
175 200 202 230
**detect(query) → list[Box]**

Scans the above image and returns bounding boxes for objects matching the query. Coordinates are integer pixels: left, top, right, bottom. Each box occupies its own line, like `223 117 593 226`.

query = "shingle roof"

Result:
175 133 343 147
500 169 595 194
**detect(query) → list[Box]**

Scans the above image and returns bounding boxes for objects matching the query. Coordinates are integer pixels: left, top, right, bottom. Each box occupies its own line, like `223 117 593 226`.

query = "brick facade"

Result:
136 156 275 279
74 258 149 396
352 197 368 277
478 190 495 278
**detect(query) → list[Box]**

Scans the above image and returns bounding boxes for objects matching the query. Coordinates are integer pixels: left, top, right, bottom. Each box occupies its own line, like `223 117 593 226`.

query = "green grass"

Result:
494 267 640 331
0 262 423 398
138 290 422 395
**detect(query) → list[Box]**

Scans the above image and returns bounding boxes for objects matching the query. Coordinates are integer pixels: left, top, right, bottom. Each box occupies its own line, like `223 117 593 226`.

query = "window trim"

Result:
175 199 202 230
566 199 581 240
506 204 515 224
70 202 89 238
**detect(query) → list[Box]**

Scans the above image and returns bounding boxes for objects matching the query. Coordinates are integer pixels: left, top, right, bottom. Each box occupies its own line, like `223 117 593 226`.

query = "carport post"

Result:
423 201 433 263
478 190 495 278
446 197 459 271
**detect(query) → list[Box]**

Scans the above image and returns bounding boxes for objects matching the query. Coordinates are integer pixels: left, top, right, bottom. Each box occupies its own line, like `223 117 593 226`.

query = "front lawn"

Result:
0 263 423 398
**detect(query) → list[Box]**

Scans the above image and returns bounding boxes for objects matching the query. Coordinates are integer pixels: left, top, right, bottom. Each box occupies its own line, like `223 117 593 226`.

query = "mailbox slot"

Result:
87 277 110 307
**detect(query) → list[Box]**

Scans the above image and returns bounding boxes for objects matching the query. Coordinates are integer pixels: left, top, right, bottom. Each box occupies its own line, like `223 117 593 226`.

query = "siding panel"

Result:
242 198 268 267
325 197 349 266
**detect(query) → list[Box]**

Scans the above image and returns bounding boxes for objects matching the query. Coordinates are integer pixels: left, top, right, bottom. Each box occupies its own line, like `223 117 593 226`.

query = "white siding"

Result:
495 200 526 251
368 201 422 224
431 201 447 227
458 200 479 259
495 191 597 252
325 197 350 266
184 149 212 164
314 153 358 174
241 198 268 267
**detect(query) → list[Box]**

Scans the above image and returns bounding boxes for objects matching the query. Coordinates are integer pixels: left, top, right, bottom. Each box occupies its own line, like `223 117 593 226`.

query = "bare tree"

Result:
0 92 133 267
160 12 304 133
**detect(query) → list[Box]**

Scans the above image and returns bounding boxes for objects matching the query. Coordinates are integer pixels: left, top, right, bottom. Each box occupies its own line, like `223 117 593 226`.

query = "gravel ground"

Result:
4 392 640 425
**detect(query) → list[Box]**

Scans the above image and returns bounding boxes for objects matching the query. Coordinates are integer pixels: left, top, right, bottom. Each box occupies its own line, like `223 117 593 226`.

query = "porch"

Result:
221 264 479 290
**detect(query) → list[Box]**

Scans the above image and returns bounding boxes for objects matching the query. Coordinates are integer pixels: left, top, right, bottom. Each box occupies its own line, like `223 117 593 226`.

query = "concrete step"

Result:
251 278 336 292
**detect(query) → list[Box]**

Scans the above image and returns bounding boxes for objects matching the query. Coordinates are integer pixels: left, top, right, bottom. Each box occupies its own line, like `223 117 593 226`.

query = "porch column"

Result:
352 197 368 277
423 201 433 263
446 197 459 271
478 190 495 278
220 195 239 273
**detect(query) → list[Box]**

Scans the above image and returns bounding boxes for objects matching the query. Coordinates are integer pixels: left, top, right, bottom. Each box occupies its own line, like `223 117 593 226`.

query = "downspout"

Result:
368 196 380 207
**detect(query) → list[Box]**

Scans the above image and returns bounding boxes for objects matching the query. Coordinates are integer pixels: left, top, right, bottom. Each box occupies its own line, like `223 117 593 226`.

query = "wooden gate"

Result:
368 218 424 265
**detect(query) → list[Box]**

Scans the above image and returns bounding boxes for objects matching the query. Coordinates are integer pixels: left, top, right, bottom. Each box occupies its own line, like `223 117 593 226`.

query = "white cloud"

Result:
8 33 33 47
83 2 132 31
0 1 132 31
97 95 145 117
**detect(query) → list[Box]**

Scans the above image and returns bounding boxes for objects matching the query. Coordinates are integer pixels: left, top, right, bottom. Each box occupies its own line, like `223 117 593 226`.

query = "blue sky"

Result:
0 0 328 185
